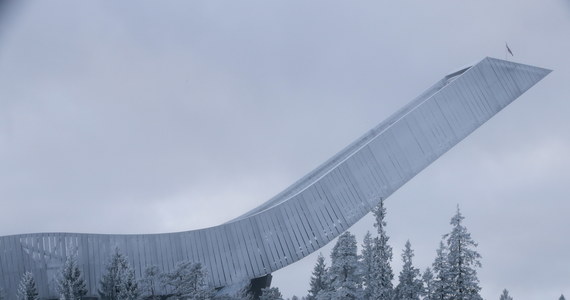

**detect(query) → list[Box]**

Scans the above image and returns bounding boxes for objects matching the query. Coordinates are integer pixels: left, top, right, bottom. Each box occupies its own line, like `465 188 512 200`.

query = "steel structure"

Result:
0 58 550 298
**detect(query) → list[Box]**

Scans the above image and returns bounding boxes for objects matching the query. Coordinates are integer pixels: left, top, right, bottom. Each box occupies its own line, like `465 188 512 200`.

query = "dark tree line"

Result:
3 201 567 300
8 247 214 300
305 200 515 300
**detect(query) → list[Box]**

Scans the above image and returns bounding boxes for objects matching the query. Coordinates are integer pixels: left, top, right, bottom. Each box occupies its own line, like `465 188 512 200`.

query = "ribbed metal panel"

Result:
0 58 550 298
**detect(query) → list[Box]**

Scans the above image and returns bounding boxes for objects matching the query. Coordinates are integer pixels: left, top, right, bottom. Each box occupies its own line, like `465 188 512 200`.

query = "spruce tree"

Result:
162 260 212 300
394 240 422 300
98 247 139 300
444 207 482 300
238 281 255 300
57 254 88 300
370 198 394 300
327 231 362 300
118 268 139 300
17 271 39 300
259 287 284 300
422 268 435 300
360 231 374 299
139 265 164 299
431 241 450 300
308 253 328 300
560 295 566 300
499 289 513 300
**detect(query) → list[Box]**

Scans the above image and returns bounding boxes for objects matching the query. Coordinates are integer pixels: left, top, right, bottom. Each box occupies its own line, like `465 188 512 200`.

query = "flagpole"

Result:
505 42 514 61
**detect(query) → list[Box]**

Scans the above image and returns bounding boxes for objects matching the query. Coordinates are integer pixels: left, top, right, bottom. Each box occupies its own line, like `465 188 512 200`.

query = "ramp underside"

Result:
0 58 550 298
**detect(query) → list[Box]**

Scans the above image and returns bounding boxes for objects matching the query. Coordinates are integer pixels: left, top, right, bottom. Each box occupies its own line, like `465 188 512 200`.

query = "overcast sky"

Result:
1 1 569 299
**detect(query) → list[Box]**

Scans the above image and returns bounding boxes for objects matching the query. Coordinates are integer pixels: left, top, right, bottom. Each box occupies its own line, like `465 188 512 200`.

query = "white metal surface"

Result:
0 58 550 298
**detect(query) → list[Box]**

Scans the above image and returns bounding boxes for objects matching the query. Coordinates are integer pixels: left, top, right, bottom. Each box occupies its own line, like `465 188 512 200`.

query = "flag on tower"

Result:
506 43 514 56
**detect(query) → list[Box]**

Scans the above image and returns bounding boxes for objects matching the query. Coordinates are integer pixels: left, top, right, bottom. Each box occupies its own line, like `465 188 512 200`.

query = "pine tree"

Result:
98 247 139 300
369 198 394 300
238 281 255 300
17 271 39 300
307 253 328 300
499 289 513 300
139 265 164 299
360 231 374 299
431 241 450 300
118 268 139 300
444 207 482 300
57 254 88 300
259 287 284 300
327 231 362 300
394 240 422 300
162 260 212 300
422 268 435 300
560 295 566 300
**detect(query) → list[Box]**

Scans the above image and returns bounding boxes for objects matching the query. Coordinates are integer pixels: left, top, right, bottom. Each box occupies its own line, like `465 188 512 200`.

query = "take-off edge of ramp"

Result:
0 57 551 298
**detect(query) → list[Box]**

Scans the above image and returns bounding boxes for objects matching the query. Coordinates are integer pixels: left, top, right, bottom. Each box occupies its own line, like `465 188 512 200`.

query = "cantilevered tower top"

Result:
0 58 550 298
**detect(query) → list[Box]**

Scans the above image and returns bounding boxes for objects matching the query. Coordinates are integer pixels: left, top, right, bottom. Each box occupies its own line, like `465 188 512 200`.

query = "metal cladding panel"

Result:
0 58 550 298
232 220 253 277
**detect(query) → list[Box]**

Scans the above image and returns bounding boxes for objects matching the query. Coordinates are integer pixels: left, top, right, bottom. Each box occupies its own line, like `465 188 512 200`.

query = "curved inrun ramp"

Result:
0 58 550 298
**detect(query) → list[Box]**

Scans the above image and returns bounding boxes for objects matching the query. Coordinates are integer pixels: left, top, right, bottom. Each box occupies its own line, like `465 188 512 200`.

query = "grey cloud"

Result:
0 0 569 299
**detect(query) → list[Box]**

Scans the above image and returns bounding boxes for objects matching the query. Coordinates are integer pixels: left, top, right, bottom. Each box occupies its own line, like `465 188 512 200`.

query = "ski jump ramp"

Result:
0 58 550 298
